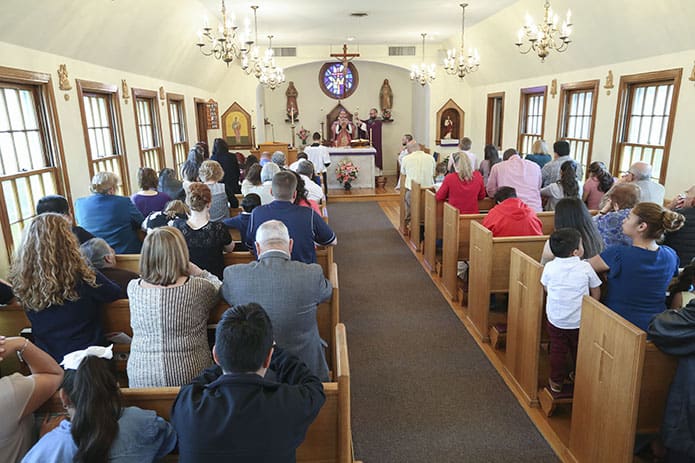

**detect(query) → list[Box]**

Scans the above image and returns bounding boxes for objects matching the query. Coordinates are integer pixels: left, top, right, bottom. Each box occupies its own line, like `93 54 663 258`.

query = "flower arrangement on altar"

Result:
336 159 359 189
297 126 310 146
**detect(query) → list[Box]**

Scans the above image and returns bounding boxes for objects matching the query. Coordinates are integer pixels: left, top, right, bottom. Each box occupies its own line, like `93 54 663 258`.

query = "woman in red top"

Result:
436 153 486 214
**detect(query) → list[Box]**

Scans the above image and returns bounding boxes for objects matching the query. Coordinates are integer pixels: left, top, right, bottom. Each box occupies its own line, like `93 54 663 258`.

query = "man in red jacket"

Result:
482 187 543 237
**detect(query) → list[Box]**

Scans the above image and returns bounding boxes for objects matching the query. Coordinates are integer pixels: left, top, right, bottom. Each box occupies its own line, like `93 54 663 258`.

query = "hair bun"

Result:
662 210 686 232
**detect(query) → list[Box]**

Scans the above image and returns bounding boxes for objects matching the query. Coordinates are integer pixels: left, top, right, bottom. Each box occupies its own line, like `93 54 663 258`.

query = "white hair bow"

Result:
60 344 113 370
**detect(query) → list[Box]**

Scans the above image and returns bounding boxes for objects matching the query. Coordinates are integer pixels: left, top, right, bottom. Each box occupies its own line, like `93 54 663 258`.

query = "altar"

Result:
327 147 376 189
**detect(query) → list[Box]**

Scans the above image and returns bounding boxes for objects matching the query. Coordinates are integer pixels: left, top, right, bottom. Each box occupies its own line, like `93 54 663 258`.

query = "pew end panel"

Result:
505 248 545 407
441 203 462 301
422 190 440 273
567 296 646 463
408 181 426 252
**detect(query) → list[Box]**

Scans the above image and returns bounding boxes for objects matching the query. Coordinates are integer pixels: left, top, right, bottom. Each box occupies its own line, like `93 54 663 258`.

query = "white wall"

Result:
465 49 695 198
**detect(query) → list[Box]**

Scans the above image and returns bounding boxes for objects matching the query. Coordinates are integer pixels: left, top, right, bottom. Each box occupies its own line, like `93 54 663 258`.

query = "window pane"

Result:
19 90 38 131
0 91 9 131
6 90 24 130
27 131 45 169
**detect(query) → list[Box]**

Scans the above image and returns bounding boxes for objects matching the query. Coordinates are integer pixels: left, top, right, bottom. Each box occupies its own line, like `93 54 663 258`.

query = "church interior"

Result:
1 0 695 461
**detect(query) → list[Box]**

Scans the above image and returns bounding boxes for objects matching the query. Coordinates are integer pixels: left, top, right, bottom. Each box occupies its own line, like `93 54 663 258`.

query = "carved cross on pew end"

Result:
592 333 615 383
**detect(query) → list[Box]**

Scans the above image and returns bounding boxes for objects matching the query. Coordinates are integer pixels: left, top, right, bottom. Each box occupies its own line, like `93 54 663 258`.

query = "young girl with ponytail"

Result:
22 346 176 463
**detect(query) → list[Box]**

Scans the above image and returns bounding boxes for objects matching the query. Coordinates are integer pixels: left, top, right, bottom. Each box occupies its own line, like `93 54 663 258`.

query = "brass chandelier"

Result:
515 0 572 62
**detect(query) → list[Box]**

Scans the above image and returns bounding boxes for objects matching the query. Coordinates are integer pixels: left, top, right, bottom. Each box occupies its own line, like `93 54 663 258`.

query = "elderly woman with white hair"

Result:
75 172 144 253
80 237 139 298
248 162 280 204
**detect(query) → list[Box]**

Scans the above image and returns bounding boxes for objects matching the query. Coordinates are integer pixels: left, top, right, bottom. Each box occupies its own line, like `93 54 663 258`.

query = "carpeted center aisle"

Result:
329 202 558 463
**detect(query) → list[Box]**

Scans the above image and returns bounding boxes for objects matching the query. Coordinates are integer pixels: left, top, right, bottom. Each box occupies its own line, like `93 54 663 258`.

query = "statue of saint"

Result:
379 78 393 112
285 81 299 121
331 110 355 147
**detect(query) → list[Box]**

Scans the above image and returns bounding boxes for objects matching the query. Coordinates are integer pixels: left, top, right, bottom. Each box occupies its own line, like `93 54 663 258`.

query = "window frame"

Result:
166 93 189 174
556 79 599 177
485 92 505 150
0 65 71 258
75 79 131 195
517 85 548 156
610 68 682 185
132 87 165 171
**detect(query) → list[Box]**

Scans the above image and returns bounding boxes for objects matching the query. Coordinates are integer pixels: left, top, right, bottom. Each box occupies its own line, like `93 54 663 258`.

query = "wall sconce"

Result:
121 80 130 104
604 70 614 95
57 64 72 101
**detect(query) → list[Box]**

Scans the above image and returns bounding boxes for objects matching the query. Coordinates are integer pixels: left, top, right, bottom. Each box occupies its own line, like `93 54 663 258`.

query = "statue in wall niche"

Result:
57 64 72 91
379 78 393 113
285 81 299 122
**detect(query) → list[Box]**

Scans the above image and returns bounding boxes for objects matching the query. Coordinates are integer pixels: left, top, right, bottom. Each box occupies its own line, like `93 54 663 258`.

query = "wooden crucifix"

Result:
330 44 360 68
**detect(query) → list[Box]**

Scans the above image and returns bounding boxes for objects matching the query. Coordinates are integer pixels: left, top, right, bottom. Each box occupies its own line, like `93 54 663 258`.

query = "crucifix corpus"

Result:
330 44 360 69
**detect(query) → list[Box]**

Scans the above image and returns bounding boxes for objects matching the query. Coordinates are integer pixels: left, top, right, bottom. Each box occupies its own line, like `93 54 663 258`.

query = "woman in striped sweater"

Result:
126 226 221 388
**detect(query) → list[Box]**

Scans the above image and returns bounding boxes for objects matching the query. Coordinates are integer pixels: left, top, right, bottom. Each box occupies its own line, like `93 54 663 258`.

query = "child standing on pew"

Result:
541 228 602 393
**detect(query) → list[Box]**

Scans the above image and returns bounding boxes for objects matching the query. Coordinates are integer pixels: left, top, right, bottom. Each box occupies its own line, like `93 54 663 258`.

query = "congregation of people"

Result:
408 133 695 461
0 137 337 462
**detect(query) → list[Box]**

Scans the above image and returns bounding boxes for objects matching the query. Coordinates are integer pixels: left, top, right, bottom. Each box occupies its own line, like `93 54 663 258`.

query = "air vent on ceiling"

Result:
389 46 416 56
272 47 297 57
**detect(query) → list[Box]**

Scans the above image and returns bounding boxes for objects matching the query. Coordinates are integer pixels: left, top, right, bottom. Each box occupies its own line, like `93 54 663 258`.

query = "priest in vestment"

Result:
356 108 384 169
332 110 355 147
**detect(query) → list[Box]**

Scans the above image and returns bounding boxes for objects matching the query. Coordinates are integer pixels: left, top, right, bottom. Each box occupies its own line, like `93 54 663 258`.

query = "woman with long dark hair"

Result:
478 144 501 186
211 138 241 197
23 352 176 462
541 160 581 211
540 198 604 264
582 161 615 210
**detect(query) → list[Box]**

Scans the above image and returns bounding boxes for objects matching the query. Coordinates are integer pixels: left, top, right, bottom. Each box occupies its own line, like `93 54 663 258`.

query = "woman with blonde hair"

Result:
589 202 685 330
75 171 144 253
172 182 233 279
525 139 552 168
10 213 121 362
435 152 486 214
127 226 222 387
198 159 236 221
142 199 190 233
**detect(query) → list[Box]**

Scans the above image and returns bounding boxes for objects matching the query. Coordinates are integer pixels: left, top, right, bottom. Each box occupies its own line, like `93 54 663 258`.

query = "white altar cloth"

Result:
327 147 376 189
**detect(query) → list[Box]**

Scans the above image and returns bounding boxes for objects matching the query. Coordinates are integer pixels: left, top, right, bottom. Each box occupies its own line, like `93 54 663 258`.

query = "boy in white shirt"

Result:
540 228 602 393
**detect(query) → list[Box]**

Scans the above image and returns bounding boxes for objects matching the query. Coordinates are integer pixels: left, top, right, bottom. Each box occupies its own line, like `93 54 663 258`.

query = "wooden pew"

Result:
116 247 334 278
399 175 408 235
407 181 428 252
423 194 494 275
467 221 549 342
38 323 356 463
0 302 31 375
441 205 554 302
504 248 545 407
564 297 677 462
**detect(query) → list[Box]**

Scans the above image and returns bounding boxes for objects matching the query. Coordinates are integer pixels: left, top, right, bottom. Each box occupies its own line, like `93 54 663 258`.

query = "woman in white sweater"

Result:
126 226 221 387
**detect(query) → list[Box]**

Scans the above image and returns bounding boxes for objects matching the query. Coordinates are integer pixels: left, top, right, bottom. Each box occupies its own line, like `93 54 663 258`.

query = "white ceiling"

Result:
197 0 518 47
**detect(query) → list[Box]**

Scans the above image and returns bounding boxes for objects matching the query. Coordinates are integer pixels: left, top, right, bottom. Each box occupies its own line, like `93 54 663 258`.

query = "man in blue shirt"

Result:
171 303 325 463
246 171 337 263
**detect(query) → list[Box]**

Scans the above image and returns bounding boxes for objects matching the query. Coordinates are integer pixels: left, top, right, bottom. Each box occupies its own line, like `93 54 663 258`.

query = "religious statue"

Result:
604 70 615 95
121 79 130 103
379 78 393 112
232 116 242 144
331 110 355 147
57 64 72 91
354 108 384 170
285 81 299 122
442 116 454 139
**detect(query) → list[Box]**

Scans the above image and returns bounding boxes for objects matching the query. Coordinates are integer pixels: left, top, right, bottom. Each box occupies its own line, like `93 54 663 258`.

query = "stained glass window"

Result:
319 62 358 99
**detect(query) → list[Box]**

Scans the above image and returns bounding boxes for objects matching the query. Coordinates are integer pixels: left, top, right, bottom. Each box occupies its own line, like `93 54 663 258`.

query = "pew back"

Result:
116 247 334 278
408 181 428 252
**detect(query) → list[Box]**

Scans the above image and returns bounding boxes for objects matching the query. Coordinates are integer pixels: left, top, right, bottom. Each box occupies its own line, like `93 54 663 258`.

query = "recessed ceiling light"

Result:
347 36 355 42
350 12 368 17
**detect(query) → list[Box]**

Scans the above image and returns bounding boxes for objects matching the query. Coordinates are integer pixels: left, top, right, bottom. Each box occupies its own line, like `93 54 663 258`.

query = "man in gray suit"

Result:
221 220 332 381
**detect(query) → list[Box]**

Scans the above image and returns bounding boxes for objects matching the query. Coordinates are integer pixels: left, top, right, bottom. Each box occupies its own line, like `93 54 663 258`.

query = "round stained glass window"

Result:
318 62 359 99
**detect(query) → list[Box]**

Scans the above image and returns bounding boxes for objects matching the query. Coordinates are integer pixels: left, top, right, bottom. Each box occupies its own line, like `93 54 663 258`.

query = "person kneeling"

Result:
171 303 326 462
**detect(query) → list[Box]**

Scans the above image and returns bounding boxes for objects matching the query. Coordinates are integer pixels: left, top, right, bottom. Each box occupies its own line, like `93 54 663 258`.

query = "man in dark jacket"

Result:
664 185 695 264
648 300 695 461
171 303 326 463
